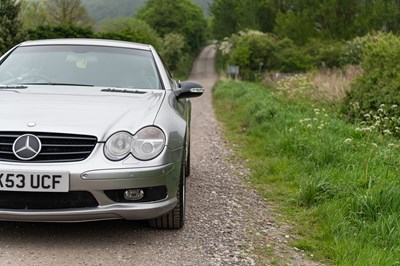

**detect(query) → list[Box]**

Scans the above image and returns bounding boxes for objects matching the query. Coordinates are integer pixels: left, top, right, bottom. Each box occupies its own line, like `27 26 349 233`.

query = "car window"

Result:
0 45 162 90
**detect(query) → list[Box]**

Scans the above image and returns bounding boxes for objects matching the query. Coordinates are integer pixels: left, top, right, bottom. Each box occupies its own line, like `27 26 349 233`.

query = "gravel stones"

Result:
0 45 321 266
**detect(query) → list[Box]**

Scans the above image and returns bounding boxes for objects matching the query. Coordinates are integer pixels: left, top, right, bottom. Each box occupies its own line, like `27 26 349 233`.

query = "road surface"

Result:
0 45 319 266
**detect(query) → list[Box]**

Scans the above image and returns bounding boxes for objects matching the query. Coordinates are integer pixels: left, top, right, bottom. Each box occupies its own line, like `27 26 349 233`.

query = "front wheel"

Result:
148 162 186 229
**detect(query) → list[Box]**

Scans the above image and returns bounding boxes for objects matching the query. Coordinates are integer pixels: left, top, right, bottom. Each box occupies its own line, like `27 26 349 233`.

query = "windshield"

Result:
0 45 162 90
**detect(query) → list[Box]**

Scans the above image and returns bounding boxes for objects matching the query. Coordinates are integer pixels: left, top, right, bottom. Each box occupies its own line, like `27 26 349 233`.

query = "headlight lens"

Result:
104 127 166 161
131 127 166 160
104 132 132 161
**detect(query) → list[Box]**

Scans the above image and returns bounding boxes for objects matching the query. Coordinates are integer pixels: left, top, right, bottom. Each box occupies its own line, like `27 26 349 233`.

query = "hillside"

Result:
81 0 212 24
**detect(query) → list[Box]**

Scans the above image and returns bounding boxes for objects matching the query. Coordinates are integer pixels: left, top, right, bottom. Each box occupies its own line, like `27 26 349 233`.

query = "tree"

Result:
97 18 161 48
44 0 92 26
210 0 275 40
0 0 26 55
28 25 93 40
137 0 207 53
273 0 400 44
19 0 50 29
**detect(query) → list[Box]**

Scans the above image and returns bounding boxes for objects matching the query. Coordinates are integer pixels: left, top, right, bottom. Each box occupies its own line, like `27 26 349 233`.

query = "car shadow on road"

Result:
0 220 169 246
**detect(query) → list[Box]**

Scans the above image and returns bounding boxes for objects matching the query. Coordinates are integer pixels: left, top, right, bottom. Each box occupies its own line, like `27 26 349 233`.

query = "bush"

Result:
159 33 190 78
305 39 345 68
219 30 315 80
339 35 373 66
28 25 93 39
97 18 161 49
343 33 400 136
219 30 351 80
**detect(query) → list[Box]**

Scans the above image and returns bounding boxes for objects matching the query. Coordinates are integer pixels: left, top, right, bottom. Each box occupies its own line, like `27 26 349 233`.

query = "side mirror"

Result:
175 81 204 99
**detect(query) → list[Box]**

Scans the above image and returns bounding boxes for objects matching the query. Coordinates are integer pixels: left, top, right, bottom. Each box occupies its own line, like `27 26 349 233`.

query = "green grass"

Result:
213 80 400 265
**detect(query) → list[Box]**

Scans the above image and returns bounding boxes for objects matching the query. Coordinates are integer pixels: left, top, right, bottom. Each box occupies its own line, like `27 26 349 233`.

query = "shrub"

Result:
159 33 189 77
343 33 400 136
97 18 161 49
28 25 93 39
302 39 345 68
219 30 315 80
339 35 373 66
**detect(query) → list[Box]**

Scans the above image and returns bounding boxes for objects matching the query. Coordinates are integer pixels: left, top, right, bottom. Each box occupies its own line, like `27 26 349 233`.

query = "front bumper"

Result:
0 145 183 222
0 198 177 222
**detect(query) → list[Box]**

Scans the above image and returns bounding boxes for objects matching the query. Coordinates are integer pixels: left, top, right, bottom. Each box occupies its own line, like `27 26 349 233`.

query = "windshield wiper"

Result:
0 84 28 89
20 82 94 87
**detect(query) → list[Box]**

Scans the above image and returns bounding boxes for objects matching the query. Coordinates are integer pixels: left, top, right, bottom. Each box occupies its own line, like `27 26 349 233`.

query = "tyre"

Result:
148 158 186 229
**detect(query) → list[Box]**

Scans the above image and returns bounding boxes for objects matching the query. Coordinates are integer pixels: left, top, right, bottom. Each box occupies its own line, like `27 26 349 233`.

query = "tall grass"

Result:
264 65 363 103
213 80 400 265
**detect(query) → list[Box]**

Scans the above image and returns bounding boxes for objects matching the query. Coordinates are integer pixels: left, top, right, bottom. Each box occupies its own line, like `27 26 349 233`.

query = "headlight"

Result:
104 132 133 161
104 127 166 161
131 127 166 160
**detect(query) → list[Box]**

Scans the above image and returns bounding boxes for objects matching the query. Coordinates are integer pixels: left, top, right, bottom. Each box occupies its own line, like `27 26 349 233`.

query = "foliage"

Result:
28 25 93 40
274 0 400 44
214 80 400 265
0 0 26 55
137 0 207 53
159 33 188 74
210 0 400 45
80 0 212 24
81 0 145 24
339 35 374 66
343 33 400 136
44 0 92 26
219 31 315 80
210 0 275 40
274 10 318 45
303 39 345 68
98 18 161 49
20 0 49 29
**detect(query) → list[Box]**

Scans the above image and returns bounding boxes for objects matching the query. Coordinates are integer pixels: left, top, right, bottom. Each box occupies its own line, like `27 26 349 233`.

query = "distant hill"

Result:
81 0 213 24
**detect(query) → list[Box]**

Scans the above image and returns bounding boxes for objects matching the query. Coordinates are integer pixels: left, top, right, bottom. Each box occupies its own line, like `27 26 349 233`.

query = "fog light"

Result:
124 189 144 201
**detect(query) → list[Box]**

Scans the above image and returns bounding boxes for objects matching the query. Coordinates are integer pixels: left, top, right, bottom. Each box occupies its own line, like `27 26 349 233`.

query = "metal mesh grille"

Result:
0 132 97 163
0 191 99 209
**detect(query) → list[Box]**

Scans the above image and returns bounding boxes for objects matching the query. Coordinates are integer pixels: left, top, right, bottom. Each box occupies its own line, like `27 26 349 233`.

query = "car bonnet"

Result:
0 87 165 141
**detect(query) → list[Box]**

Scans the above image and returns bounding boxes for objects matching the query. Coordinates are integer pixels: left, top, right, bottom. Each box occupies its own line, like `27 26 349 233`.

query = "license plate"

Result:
0 171 69 192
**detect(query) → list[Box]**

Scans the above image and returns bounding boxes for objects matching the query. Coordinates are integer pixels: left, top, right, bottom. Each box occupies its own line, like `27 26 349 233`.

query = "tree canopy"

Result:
210 0 400 44
0 0 26 54
44 0 92 26
137 0 207 53
210 0 275 40
98 18 161 49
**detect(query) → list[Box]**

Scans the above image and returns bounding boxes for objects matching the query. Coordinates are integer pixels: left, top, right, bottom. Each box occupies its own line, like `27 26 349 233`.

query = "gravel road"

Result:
0 45 320 266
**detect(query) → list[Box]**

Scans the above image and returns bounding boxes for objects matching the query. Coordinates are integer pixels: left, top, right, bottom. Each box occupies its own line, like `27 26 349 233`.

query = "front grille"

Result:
0 191 98 209
0 132 97 163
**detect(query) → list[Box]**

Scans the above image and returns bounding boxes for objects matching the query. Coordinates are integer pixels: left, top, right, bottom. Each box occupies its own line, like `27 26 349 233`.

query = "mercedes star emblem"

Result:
12 134 42 160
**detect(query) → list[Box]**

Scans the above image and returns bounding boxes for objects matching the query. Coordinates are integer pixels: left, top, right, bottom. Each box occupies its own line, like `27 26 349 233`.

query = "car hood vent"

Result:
101 88 147 94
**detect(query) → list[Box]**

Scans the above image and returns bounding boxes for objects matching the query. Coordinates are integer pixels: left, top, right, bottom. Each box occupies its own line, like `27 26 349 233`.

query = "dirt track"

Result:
0 45 320 266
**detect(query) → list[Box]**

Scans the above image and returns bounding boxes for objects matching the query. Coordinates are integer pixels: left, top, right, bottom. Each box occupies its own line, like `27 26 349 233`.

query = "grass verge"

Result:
213 80 400 265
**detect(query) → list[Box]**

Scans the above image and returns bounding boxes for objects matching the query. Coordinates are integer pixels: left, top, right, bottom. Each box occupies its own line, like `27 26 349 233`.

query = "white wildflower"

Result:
383 130 392 135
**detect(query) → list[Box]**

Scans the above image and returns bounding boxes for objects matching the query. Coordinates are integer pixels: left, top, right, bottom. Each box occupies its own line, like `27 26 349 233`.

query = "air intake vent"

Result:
0 132 97 163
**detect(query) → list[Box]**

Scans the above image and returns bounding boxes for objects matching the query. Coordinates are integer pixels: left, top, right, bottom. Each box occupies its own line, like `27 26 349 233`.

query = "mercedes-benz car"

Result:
0 39 203 229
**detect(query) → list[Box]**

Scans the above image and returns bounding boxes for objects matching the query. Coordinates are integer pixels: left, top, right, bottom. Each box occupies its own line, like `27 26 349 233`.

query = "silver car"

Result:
0 39 203 229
